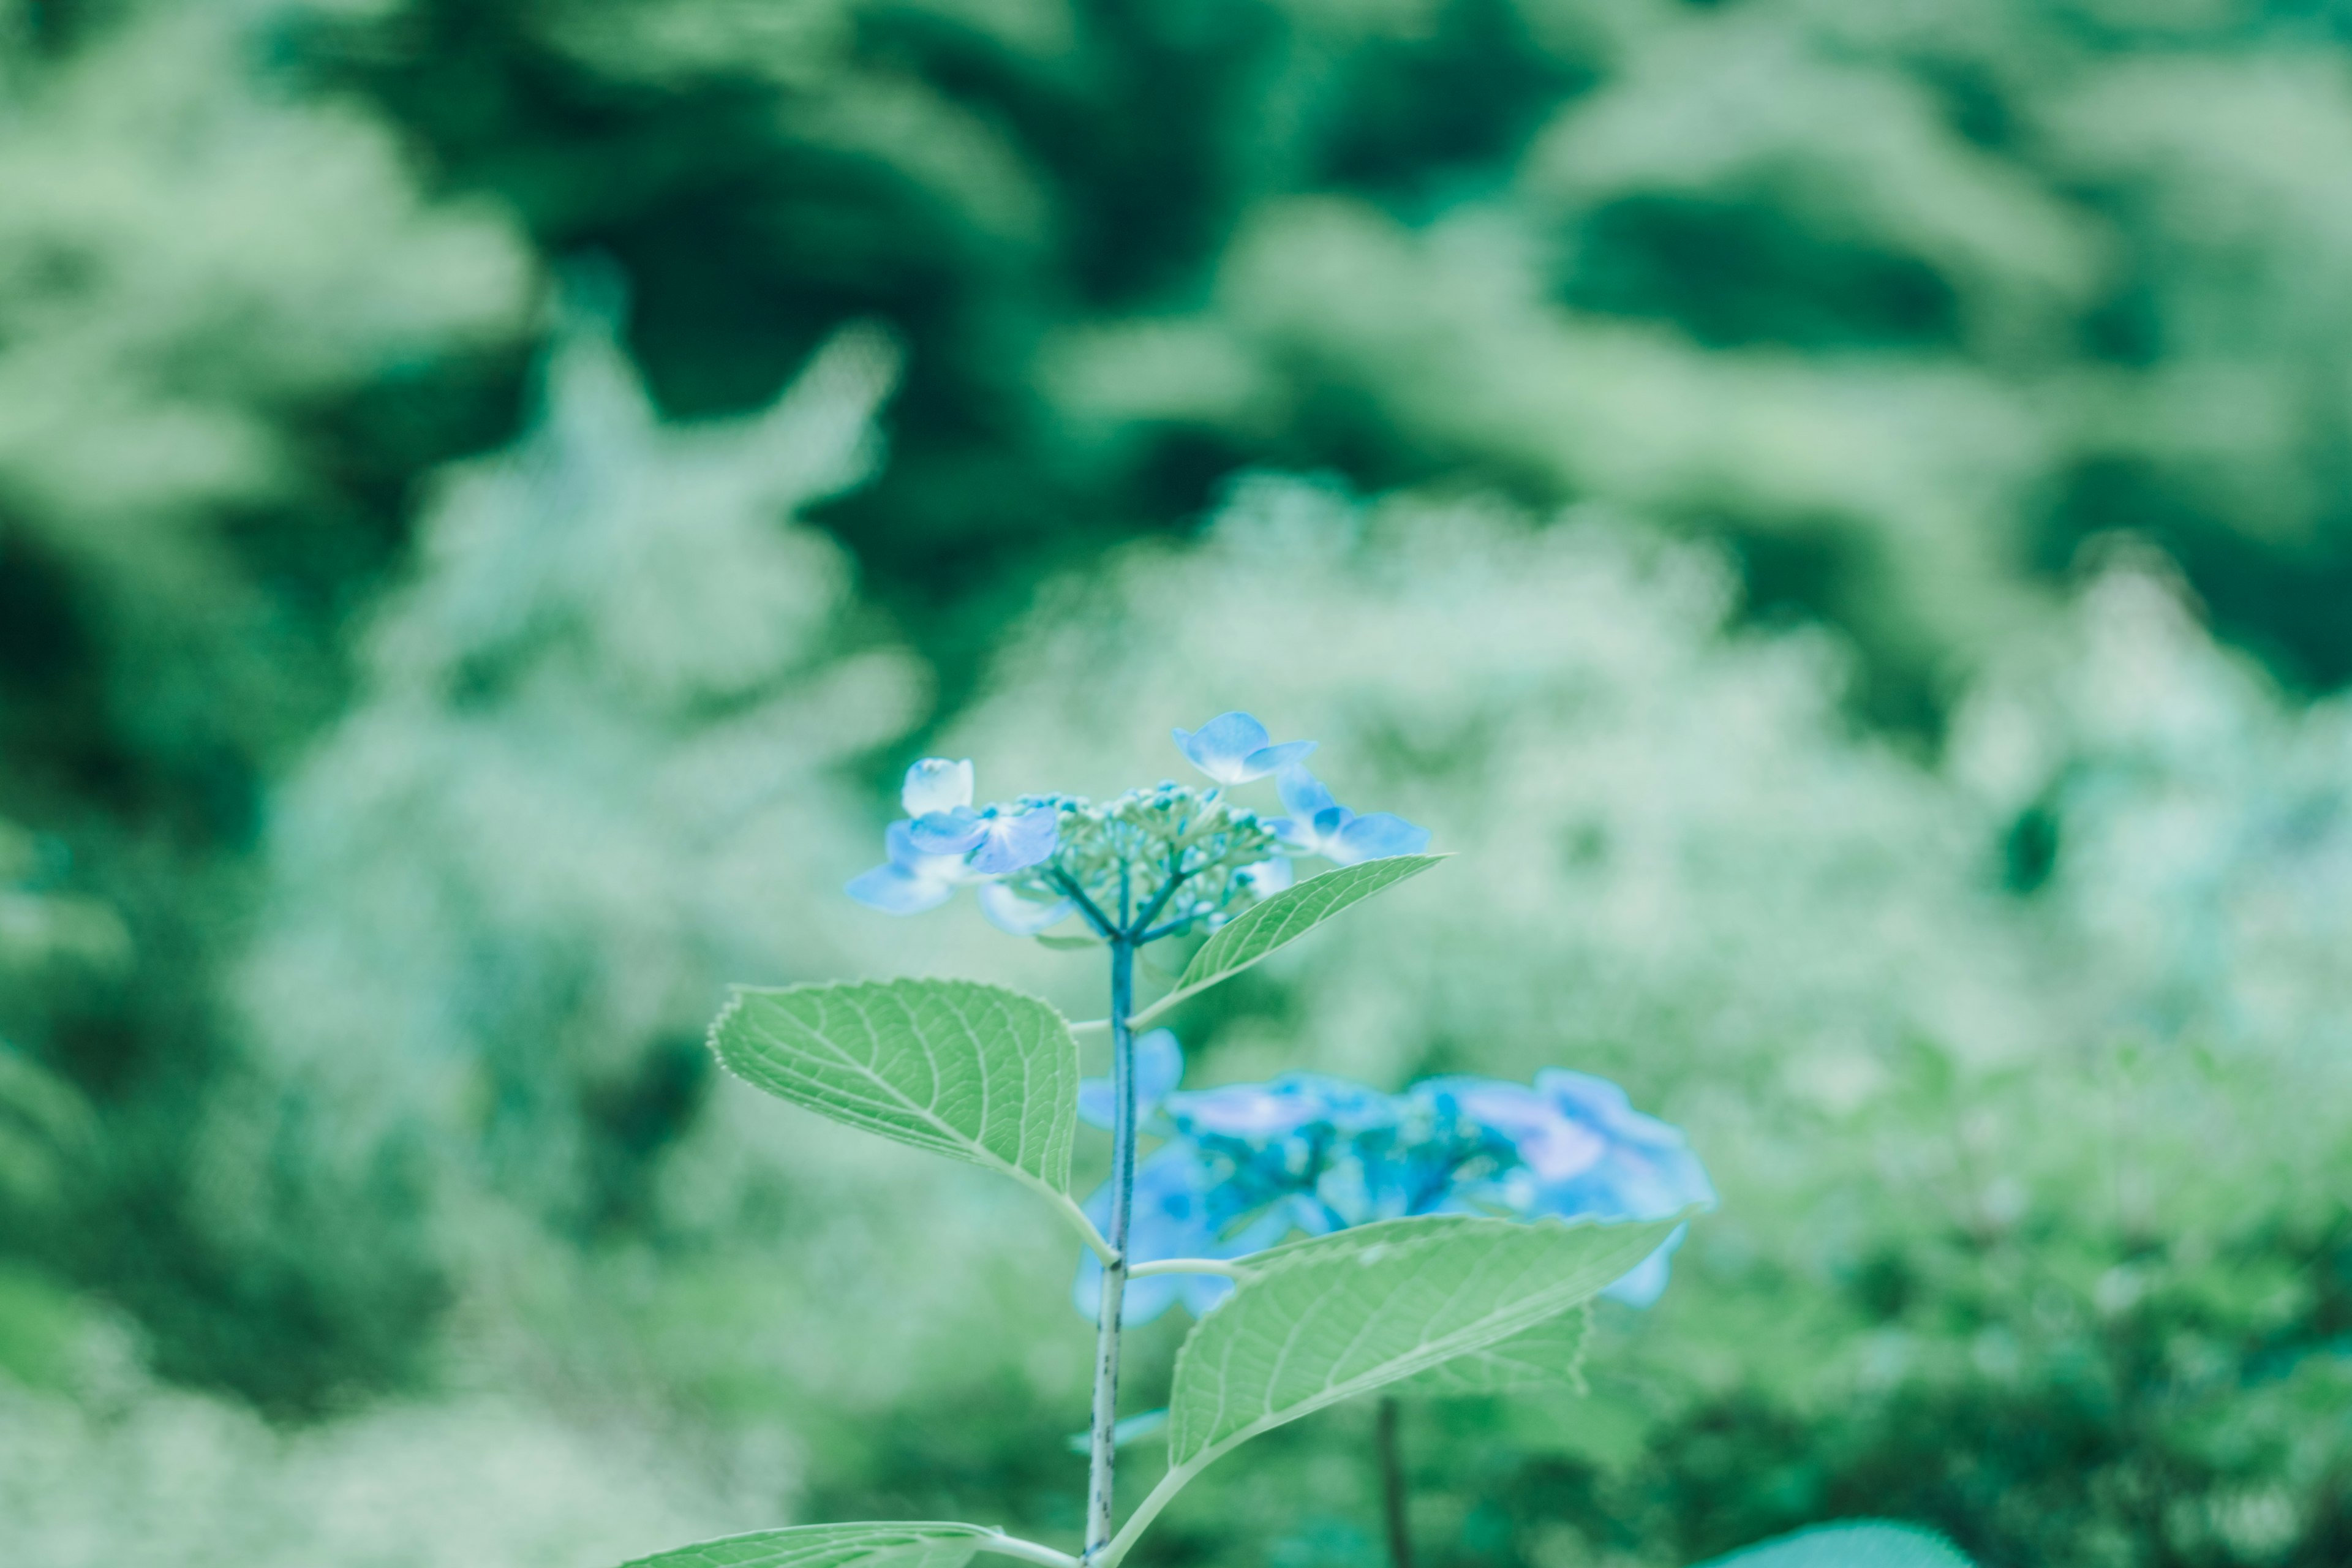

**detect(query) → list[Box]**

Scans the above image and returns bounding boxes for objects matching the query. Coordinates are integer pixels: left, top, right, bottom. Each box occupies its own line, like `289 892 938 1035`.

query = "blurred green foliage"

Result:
2 0 2351 1564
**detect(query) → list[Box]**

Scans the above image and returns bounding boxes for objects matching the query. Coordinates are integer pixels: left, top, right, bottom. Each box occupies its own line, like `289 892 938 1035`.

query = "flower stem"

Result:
1084 937 1139 1559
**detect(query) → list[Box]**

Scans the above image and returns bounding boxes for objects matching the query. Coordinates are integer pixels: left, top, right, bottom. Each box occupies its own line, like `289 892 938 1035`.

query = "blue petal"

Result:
908 809 986 855
1599 1223 1686 1307
1329 812 1431 864
901 758 974 816
968 806 1059 875
1276 764 1339 821
1536 1071 1717 1212
883 819 929 868
1173 712 1270 783
1428 1076 1606 1184
1537 1069 1635 1125
845 862 953 914
1166 1072 1394 1140
1243 740 1317 777
1174 712 1316 784
1134 1028 1185 1106
1076 1078 1116 1129
979 881 1072 935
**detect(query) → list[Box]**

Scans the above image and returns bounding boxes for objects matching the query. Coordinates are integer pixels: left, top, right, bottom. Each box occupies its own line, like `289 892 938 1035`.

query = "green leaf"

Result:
1392 1302 1590 1399
620 1521 1001 1568
1129 855 1444 1025
709 979 1079 1202
1692 1523 1975 1568
1166 1212 1683 1469
1033 933 1101 951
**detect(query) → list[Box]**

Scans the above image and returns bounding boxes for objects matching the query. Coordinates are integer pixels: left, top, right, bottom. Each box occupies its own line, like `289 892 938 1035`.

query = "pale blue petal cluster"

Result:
846 758 1062 916
1073 1036 1713 1324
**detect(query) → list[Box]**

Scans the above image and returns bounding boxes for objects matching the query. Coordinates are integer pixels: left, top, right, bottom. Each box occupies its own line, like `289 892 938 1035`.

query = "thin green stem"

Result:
1084 940 1139 1559
1051 869 1121 943
1047 1187 1117 1264
979 1536 1084 1568
1126 1258 1239 1280
1128 856 1189 937
1093 1464 1193 1568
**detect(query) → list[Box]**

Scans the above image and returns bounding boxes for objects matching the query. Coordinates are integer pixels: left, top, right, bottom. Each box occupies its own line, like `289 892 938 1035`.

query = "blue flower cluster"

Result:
847 713 1431 937
1072 1035 1715 1324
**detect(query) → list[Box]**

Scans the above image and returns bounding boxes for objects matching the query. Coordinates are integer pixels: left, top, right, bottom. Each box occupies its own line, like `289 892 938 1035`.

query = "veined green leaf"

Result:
1167 1212 1682 1468
1692 1523 1974 1568
1128 855 1444 1026
620 1521 1071 1568
1096 1212 1698 1566
1393 1302 1590 1399
710 979 1079 1200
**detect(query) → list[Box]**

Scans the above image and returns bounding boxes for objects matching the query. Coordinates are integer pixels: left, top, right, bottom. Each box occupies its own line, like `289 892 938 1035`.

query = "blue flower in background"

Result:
1271 764 1431 865
1072 1144 1298 1324
1071 1053 1711 1322
1173 712 1317 786
1413 1071 1716 1305
1077 1028 1185 1129
848 758 1061 913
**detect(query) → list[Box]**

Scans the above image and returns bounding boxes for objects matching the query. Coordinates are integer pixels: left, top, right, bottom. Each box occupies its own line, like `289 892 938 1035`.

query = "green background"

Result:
2 1 2349 1564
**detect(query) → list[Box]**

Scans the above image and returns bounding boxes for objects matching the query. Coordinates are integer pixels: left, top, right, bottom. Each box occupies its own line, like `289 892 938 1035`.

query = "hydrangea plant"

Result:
619 715 1966 1568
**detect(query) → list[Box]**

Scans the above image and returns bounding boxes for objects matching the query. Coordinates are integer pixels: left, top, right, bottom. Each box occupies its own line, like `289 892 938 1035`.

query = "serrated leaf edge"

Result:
1095 1212 1690 1567
708 980 1112 1260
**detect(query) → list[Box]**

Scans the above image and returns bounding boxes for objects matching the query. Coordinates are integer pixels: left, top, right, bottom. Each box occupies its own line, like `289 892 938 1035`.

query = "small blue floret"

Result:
1173 712 1317 786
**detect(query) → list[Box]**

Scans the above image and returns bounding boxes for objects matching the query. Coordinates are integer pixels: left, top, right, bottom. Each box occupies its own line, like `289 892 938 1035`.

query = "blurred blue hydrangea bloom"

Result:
1075 1036 1714 1324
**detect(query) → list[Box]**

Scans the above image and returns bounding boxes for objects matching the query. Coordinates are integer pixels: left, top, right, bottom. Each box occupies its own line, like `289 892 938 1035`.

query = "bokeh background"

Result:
4 0 2351 1564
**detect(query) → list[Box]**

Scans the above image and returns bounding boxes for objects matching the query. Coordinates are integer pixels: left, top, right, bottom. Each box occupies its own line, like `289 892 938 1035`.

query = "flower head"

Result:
1069 1061 1711 1321
849 717 1431 938
992 781 1284 938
